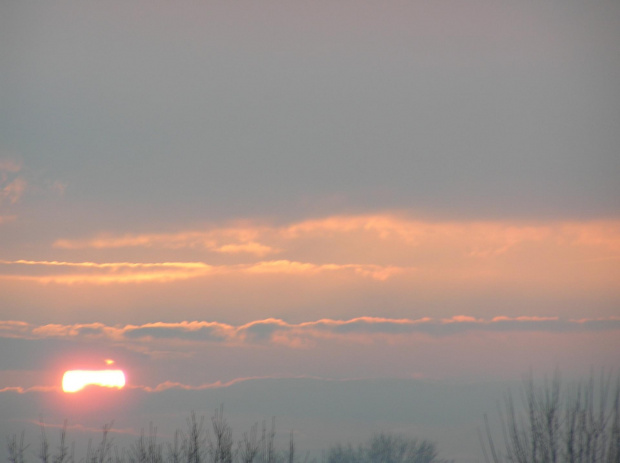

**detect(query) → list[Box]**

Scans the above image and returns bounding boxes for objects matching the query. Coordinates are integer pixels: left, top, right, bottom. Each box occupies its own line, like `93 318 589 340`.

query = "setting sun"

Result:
62 370 126 393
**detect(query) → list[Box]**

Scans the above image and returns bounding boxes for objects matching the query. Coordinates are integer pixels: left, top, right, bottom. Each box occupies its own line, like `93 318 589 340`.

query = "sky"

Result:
1 0 619 461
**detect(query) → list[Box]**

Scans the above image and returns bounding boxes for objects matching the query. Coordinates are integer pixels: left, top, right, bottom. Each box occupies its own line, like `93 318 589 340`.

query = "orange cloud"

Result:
0 259 211 270
0 259 403 285
4 215 619 322
0 259 216 284
50 215 620 264
242 260 402 280
53 228 279 256
214 241 277 256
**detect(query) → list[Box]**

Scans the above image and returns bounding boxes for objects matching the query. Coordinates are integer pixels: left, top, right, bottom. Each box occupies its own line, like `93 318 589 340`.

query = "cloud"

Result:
0 375 359 396
13 216 612 317
233 316 620 342
0 159 27 207
0 259 216 284
1 177 27 205
214 241 277 256
0 159 22 173
53 228 280 257
53 215 620 249
30 322 110 338
123 321 234 342
0 260 212 270
48 215 620 272
0 318 617 399
0 385 59 393
3 316 618 349
0 259 402 284
242 260 402 281
129 374 333 393
0 320 30 337
0 158 67 216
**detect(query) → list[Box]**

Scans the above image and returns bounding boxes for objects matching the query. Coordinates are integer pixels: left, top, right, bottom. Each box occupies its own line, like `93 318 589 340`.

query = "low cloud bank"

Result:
1 315 618 346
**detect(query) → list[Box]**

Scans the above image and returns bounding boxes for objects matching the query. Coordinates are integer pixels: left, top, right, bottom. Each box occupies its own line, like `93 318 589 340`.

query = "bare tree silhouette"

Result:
7 431 28 463
6 405 449 463
209 406 233 463
480 371 620 463
238 424 260 463
326 433 448 463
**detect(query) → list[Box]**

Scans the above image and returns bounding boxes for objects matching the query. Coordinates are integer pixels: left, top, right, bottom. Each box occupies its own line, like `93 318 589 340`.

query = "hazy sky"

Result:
1 1 619 461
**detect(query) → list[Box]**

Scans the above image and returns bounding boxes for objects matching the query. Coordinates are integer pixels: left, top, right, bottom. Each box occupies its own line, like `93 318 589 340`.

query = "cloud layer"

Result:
2 215 618 286
2 214 618 326
2 315 618 348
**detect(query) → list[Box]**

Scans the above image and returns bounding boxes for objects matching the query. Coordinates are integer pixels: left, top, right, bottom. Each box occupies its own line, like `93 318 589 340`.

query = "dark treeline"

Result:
6 373 620 463
6 405 446 463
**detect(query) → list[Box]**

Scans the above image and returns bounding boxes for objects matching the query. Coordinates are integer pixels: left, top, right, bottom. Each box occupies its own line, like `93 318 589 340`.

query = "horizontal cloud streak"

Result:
33 215 620 292
5 216 619 296
0 259 401 284
54 229 279 257
51 215 620 256
2 316 618 347
0 260 211 269
0 385 59 393
129 374 338 393
0 374 357 395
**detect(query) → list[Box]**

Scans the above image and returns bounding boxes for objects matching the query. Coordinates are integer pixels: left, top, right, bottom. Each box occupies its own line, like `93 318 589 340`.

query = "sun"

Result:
62 369 126 393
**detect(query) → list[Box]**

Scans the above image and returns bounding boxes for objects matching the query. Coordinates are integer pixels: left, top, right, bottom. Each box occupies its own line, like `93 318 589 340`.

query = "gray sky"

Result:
2 0 619 229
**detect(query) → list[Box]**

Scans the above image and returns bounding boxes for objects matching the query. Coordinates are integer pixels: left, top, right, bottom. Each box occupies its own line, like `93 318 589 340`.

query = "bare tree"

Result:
326 433 445 463
38 421 49 463
85 423 114 463
9 409 448 463
36 420 71 463
166 430 185 463
481 371 620 463
238 423 261 463
128 423 163 463
208 406 233 463
53 422 71 463
259 418 277 463
185 412 207 463
287 432 295 463
7 431 28 463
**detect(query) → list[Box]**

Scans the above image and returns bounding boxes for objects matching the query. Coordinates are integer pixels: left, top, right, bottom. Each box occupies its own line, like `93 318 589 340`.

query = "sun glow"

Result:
62 370 126 393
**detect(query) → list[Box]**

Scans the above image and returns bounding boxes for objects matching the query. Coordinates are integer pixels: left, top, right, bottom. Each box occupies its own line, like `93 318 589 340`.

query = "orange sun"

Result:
62 370 126 393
